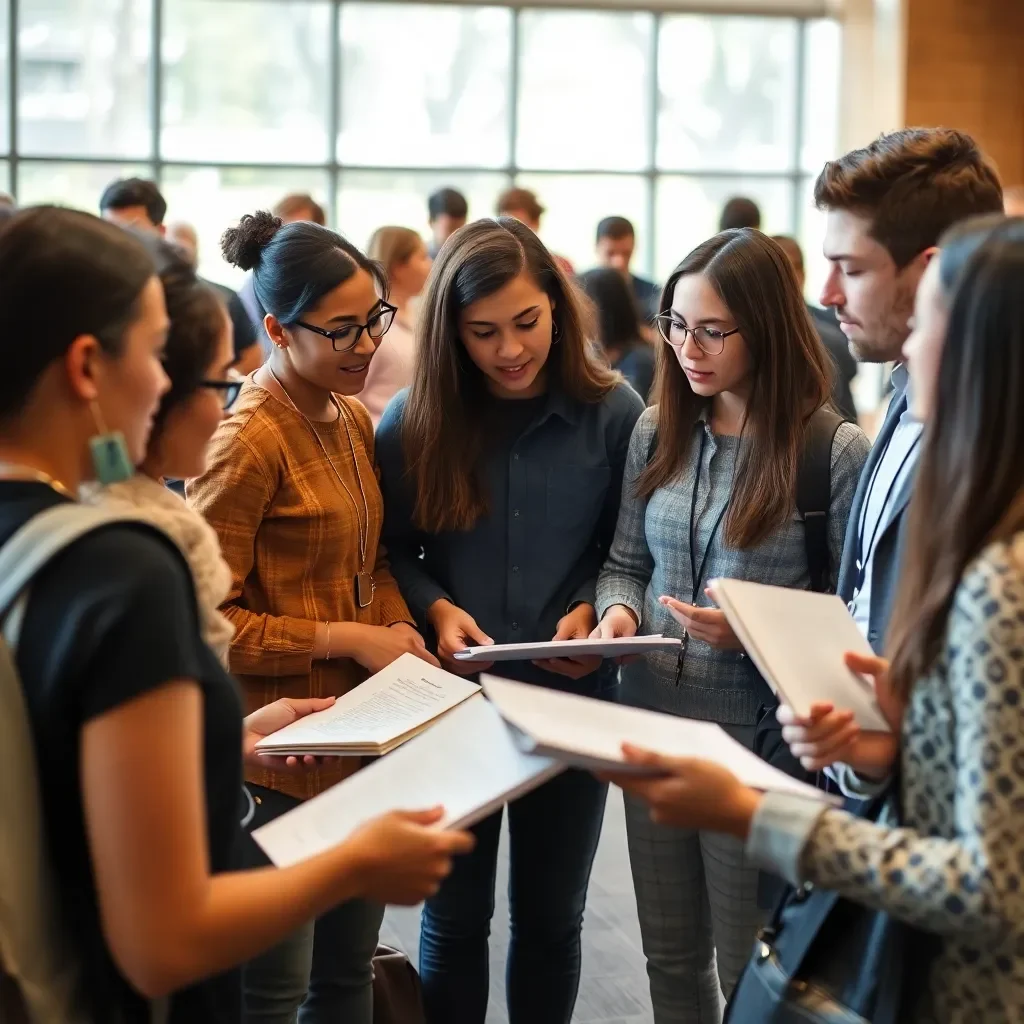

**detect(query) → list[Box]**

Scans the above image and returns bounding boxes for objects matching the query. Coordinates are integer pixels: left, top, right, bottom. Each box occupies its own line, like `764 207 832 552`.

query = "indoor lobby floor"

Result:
381 786 654 1023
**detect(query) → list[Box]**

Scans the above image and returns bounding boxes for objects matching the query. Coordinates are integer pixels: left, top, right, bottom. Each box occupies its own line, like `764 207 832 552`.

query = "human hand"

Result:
428 600 494 675
533 603 602 680
336 622 440 674
243 696 340 772
345 807 476 904
659 592 742 650
589 604 640 663
603 744 762 838
777 652 901 779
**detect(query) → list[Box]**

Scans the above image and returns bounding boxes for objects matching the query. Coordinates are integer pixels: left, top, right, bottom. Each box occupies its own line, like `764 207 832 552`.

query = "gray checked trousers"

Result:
623 725 765 1024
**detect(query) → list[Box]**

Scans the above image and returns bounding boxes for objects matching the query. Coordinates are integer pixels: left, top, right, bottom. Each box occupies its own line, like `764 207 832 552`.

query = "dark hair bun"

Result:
221 210 282 271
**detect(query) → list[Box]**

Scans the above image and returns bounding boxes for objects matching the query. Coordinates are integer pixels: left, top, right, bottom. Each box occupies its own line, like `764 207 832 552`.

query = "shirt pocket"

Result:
545 466 612 534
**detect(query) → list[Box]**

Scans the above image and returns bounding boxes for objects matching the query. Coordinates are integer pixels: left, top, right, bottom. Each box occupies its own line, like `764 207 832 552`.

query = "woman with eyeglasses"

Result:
375 217 644 1024
188 211 440 1024
592 229 870 1023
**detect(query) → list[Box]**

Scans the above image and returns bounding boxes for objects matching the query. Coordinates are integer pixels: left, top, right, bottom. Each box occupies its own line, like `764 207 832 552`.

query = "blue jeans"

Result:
419 768 607 1024
240 785 384 1024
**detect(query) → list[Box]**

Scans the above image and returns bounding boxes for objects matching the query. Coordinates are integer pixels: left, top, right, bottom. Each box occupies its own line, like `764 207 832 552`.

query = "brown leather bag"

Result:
372 944 426 1024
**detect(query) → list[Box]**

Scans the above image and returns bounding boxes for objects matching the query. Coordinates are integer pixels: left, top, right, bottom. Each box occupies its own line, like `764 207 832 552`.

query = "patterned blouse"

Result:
747 534 1024 1022
187 378 413 799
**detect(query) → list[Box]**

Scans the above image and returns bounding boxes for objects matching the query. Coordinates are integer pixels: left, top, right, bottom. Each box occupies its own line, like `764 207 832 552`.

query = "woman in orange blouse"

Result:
188 210 438 1024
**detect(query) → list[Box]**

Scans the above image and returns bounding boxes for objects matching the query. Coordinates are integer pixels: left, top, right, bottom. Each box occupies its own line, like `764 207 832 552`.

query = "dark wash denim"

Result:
419 768 609 1024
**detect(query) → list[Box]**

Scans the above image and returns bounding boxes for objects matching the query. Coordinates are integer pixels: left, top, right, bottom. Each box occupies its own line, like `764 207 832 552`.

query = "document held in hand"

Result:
481 675 835 803
707 578 890 732
253 653 481 757
453 635 683 663
252 695 562 867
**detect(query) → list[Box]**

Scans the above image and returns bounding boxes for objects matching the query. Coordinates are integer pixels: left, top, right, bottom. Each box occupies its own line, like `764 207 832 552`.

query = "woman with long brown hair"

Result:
606 216 1024 1022
375 216 644 1024
592 228 870 1022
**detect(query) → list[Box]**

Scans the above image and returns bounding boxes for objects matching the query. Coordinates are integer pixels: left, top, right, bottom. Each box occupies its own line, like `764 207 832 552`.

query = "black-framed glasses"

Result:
202 378 243 410
293 302 398 353
653 313 740 356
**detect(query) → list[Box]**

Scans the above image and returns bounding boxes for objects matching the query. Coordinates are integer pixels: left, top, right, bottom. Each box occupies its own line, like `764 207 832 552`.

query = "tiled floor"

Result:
381 787 654 1024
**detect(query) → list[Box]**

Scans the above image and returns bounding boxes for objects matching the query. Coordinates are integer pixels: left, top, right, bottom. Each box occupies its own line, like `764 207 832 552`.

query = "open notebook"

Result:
481 675 836 802
252 695 561 867
708 578 890 732
253 654 481 757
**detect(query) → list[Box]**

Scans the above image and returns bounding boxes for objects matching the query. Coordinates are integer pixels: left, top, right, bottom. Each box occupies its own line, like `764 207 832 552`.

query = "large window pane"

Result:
339 4 510 169
161 166 330 287
515 173 650 277
657 15 798 173
17 160 151 212
337 169 509 254
0 160 9 194
654 176 793 281
162 0 330 163
801 20 842 173
516 11 652 172
17 0 152 158
798 174 829 305
0 0 8 152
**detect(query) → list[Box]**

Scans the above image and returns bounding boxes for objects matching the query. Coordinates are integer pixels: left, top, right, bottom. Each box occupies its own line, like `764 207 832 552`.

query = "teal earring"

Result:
88 402 135 485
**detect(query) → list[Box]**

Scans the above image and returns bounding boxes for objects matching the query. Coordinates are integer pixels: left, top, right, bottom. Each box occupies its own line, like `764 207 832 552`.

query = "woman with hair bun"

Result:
188 211 439 1023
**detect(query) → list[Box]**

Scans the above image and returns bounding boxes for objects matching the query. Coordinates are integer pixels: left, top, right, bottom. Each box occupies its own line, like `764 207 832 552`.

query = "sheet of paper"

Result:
708 578 889 732
255 653 480 752
453 635 682 663
481 675 834 803
252 696 562 868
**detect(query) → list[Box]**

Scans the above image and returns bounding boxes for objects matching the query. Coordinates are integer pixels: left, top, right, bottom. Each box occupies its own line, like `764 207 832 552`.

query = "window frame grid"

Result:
0 0 832 278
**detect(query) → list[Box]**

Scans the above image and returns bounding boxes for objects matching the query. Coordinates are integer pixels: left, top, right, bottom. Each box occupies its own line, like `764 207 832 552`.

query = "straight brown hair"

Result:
402 217 618 533
814 127 1003 268
638 229 831 549
887 217 1024 701
367 226 423 277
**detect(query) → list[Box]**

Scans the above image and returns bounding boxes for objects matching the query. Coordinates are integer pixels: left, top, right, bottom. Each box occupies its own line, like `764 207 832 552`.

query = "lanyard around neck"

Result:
688 428 730 607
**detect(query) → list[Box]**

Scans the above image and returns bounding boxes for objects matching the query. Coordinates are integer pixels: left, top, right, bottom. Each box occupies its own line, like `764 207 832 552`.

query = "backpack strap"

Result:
0 503 161 1024
796 408 843 594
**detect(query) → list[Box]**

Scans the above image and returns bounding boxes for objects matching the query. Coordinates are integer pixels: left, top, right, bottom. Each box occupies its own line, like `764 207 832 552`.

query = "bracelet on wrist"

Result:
325 621 331 661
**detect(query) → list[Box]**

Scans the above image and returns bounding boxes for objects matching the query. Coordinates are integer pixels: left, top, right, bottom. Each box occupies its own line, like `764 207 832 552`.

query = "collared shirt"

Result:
375 382 644 689
848 364 923 635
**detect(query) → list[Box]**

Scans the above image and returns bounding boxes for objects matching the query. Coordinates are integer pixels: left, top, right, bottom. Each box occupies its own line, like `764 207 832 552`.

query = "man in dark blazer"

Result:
813 128 1004 653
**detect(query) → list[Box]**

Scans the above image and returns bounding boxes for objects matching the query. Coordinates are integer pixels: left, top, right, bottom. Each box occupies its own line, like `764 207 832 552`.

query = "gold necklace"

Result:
267 367 376 608
0 462 77 501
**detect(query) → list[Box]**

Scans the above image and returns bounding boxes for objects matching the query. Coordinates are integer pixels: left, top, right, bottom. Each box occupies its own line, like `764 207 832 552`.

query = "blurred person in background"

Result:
427 187 468 258
773 234 858 421
169 219 261 378
359 226 432 426
0 195 15 233
0 191 14 207
578 267 655 402
1005 185 1024 216
497 186 574 275
718 196 761 232
239 193 328 350
99 176 168 235
593 216 660 321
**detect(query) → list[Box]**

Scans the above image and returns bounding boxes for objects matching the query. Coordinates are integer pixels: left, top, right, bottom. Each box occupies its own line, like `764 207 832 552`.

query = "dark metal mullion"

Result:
328 0 341 224
150 0 163 181
7 0 18 194
791 17 807 241
506 7 519 185
645 10 660 280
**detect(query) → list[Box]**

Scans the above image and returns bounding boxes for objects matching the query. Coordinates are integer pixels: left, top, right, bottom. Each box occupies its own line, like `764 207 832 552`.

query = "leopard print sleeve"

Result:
799 539 1024 944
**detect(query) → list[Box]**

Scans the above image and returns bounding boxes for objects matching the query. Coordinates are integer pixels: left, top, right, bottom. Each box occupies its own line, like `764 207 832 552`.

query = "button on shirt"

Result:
375 382 644 689
848 365 923 636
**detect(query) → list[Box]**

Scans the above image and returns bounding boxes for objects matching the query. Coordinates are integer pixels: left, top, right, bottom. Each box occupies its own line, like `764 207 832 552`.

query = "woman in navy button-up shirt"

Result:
376 216 643 1024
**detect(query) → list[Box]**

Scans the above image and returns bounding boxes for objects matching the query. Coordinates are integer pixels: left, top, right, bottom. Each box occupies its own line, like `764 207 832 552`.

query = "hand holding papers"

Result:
707 578 891 732
252 696 561 867
454 635 683 663
253 654 481 757
481 676 833 802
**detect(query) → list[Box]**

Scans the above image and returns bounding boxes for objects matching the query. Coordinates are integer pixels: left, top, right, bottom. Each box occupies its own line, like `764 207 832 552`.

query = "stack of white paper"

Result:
252 695 562 867
481 676 836 802
707 578 890 732
253 654 481 757
453 634 682 663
